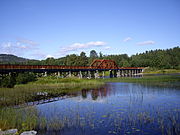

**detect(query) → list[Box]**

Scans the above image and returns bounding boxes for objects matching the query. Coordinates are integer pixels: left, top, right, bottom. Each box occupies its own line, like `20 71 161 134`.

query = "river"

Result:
36 82 180 135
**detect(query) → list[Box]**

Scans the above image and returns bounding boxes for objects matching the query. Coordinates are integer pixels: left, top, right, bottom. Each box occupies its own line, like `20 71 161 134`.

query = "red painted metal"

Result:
0 59 144 70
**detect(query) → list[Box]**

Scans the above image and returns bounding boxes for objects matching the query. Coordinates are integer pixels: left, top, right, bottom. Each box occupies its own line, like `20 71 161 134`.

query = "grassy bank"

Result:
143 68 180 74
102 75 180 89
103 75 180 83
0 77 104 106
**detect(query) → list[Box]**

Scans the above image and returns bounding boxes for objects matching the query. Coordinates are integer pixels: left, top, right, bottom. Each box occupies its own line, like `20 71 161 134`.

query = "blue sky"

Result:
0 0 180 59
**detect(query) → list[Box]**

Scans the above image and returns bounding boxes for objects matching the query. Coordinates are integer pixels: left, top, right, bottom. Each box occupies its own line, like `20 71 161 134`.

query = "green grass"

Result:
101 75 180 89
0 107 41 132
0 77 104 106
143 68 180 74
103 75 180 83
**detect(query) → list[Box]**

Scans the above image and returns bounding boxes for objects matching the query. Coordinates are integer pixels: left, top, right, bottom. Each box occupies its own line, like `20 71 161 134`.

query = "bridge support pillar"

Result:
88 71 91 79
79 71 82 79
114 70 117 78
95 70 99 79
122 70 125 77
57 72 61 77
102 71 105 79
44 71 47 77
129 70 131 77
117 70 120 78
131 70 134 76
68 71 72 77
127 70 129 77
109 70 113 78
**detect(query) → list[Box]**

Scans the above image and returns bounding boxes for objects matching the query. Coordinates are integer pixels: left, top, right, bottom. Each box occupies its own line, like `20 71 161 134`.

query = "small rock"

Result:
0 129 18 135
20 130 37 135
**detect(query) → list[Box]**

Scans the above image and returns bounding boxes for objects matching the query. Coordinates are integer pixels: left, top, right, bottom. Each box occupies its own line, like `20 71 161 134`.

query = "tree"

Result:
0 74 16 88
99 52 103 58
89 50 98 65
79 52 88 66
90 50 98 58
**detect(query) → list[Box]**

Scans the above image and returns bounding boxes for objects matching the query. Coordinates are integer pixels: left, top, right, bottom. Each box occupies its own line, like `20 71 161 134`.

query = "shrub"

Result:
0 75 16 88
16 72 37 84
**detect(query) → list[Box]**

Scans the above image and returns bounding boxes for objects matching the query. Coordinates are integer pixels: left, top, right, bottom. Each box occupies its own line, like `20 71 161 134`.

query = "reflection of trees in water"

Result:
81 89 87 99
81 84 111 100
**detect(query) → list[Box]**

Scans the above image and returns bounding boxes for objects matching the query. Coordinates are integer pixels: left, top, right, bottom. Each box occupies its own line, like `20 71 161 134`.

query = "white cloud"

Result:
46 54 54 58
123 37 132 42
16 37 39 46
0 38 39 56
30 52 47 60
137 40 155 45
60 41 107 55
104 46 111 50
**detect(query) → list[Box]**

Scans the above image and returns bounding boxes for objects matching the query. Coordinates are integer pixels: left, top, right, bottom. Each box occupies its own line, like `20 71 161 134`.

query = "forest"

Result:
0 46 180 69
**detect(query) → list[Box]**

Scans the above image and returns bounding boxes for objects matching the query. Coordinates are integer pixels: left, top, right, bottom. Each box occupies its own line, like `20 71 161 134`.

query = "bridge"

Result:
0 59 144 78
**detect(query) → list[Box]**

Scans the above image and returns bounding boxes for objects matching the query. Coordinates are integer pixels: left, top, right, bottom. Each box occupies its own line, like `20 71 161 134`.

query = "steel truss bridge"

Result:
0 59 144 78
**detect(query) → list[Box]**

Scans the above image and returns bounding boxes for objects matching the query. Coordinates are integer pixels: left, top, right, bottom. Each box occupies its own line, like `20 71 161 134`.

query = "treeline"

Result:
0 72 37 88
1 46 180 69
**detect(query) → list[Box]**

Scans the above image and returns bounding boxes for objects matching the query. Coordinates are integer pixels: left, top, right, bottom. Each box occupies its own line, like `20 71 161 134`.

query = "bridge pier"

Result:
117 70 120 78
114 70 117 78
94 70 99 79
57 71 61 78
109 70 113 78
87 71 91 79
44 71 47 77
78 71 82 79
68 71 72 77
102 71 105 79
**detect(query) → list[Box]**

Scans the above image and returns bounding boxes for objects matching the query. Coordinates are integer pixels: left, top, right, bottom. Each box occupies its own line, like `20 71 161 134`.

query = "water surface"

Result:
37 82 180 135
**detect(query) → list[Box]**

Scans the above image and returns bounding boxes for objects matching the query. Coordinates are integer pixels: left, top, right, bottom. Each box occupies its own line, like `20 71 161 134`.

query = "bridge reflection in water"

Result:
0 59 144 78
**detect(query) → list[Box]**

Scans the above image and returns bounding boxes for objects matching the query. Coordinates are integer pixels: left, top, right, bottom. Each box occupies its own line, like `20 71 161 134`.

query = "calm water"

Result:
37 82 180 135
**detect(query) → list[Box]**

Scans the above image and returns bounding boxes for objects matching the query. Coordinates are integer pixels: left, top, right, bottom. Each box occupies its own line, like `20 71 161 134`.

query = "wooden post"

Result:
44 71 47 77
109 70 113 78
69 71 72 77
79 71 82 78
95 70 99 79
102 71 105 79
88 71 91 79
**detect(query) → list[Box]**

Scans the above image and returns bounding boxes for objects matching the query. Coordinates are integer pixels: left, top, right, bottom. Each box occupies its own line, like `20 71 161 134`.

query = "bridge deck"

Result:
0 64 144 74
0 64 144 70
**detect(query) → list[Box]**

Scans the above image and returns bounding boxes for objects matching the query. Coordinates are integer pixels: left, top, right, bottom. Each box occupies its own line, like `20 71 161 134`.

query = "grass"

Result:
0 77 104 106
0 107 38 131
101 75 180 88
103 75 180 83
143 68 180 74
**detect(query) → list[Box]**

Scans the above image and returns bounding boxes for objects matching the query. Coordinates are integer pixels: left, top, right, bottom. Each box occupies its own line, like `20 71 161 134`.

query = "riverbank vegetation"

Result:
0 72 37 88
1 75 180 107
143 68 180 74
0 77 104 106
103 75 180 83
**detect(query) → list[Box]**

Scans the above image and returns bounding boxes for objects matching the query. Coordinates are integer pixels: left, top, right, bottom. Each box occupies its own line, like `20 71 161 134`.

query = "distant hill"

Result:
0 54 30 64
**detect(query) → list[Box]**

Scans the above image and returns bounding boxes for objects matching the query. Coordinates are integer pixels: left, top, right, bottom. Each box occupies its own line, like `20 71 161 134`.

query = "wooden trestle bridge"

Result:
0 59 144 78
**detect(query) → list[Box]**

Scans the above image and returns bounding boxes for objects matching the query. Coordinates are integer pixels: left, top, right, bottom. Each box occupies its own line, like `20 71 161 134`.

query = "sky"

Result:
0 0 180 59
